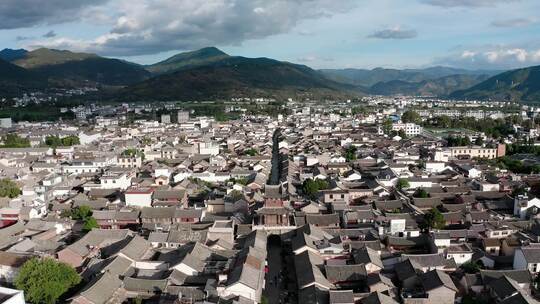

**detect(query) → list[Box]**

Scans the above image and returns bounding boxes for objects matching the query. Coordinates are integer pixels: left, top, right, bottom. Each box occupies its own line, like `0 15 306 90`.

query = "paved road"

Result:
264 239 283 304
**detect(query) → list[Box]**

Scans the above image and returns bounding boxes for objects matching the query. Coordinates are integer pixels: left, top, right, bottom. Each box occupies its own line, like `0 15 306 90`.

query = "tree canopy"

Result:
414 188 429 198
244 148 258 156
61 205 98 232
45 135 80 147
344 145 357 162
15 258 81 304
424 116 517 139
401 110 421 124
461 261 482 274
1 133 30 148
0 178 21 198
396 178 410 190
302 178 329 199
424 207 446 230
382 118 393 135
446 135 471 147
121 148 145 159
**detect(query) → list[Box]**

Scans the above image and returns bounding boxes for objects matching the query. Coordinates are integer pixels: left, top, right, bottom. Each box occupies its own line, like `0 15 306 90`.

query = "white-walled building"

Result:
125 187 154 208
514 196 540 220
392 123 423 137
513 246 540 274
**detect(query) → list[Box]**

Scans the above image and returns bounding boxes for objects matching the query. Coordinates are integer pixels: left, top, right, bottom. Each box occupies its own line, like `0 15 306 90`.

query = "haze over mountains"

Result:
0 46 538 102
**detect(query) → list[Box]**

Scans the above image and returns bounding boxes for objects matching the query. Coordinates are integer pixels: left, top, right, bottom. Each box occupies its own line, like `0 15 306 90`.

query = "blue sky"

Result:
1 0 540 70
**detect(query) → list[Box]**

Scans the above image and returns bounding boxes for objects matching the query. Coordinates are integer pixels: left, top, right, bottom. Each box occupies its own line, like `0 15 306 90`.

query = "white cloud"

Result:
297 55 334 63
438 47 540 69
28 0 356 56
368 26 417 39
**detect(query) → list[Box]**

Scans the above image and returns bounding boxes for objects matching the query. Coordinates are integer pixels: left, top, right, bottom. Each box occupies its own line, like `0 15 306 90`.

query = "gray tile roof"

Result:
324 264 367 284
421 269 457 292
123 277 168 292
520 246 540 263
360 292 399 304
78 272 123 304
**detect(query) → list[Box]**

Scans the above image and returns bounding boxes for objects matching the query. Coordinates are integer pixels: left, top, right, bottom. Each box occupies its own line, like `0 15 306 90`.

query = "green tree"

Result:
351 106 367 115
302 178 329 199
461 261 481 274
45 135 80 147
424 207 446 230
382 118 393 135
82 217 99 232
401 110 421 124
344 145 357 162
1 133 30 148
397 129 407 139
61 136 80 146
229 190 244 201
414 188 429 198
0 178 21 198
446 135 471 147
474 137 484 146
15 258 81 304
45 136 62 147
121 148 145 160
435 115 452 128
70 205 92 220
65 205 98 232
244 148 258 156
396 178 410 190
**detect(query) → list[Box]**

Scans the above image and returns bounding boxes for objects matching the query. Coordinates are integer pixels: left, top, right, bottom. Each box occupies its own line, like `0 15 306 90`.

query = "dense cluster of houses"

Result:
0 104 539 304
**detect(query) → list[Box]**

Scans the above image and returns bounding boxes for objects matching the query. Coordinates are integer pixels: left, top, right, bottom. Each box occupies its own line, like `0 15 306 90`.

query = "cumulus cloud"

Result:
0 0 109 29
297 55 334 63
421 0 519 7
43 30 57 38
437 47 540 69
491 18 536 27
28 0 356 56
368 27 417 39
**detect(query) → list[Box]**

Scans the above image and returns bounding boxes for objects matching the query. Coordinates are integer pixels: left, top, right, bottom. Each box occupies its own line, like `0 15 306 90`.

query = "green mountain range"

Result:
369 74 490 96
1 46 540 102
320 66 498 87
119 55 360 101
0 58 44 96
145 47 230 75
450 65 540 102
2 48 150 87
0 48 28 62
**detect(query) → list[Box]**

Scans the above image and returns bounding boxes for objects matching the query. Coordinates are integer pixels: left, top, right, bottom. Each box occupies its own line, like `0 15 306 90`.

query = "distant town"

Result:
0 94 539 304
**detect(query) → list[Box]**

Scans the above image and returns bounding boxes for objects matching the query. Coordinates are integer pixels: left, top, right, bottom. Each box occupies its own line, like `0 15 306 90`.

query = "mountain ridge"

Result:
2 48 150 86
146 47 230 75
320 66 499 87
1 46 538 101
369 74 490 97
117 55 363 101
450 65 540 102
